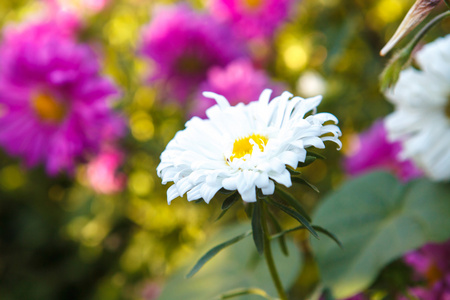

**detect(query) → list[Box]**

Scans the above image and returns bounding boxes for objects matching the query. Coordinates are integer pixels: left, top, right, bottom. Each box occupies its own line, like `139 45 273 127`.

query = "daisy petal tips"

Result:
157 89 342 204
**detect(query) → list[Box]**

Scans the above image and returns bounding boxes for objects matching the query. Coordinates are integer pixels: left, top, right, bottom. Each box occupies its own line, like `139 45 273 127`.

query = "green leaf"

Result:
269 225 341 248
306 150 326 160
312 226 342 249
297 155 317 168
266 197 318 238
291 177 320 193
222 193 240 210
217 287 272 299
159 223 302 300
274 186 312 222
287 167 302 177
251 201 264 255
379 45 413 91
216 193 241 221
297 151 326 168
312 171 450 299
267 210 289 256
186 230 252 278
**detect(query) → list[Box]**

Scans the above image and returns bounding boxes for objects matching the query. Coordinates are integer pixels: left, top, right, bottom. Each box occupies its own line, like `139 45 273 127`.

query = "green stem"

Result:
261 200 288 300
404 10 450 53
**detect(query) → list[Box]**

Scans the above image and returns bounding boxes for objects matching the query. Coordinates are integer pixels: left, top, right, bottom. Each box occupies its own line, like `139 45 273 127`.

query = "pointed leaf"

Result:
186 230 252 278
291 177 320 193
297 155 317 167
251 201 264 255
312 226 342 248
266 197 318 238
267 210 289 256
270 225 306 240
222 192 240 210
216 193 241 221
274 186 312 222
287 167 302 177
306 150 326 159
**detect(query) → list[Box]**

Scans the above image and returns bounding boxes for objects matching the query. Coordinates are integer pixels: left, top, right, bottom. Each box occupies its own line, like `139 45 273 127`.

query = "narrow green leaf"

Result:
313 226 342 248
274 186 312 222
291 177 320 193
218 188 235 195
267 210 289 256
193 199 204 204
216 193 240 221
266 197 318 239
186 230 252 278
244 202 254 219
306 150 326 159
297 155 317 167
222 192 240 210
251 201 264 255
287 167 302 176
217 287 272 299
270 225 306 240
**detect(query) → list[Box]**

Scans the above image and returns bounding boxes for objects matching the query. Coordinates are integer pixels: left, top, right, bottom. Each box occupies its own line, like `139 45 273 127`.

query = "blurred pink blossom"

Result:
0 20 124 175
86 147 126 194
208 0 293 40
401 240 450 300
190 59 285 118
344 120 422 182
139 4 247 103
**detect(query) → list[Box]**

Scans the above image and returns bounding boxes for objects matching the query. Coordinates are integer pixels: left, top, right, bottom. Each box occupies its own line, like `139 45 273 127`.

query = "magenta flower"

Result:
344 120 422 182
139 4 247 103
86 147 126 194
0 20 124 175
208 0 293 40
401 240 450 300
190 59 284 118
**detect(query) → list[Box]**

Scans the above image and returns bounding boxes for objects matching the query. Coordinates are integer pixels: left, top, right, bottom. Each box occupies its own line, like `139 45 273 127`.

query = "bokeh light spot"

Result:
0 165 25 190
128 170 154 196
284 44 308 71
130 111 155 141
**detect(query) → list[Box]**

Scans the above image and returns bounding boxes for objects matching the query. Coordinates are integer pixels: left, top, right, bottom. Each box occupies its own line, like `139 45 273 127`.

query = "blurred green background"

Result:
0 0 449 299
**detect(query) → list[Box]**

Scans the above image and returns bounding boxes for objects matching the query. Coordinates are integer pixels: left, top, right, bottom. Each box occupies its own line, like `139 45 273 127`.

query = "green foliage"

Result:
312 171 450 299
251 201 265 255
159 224 302 300
187 230 252 278
265 197 318 238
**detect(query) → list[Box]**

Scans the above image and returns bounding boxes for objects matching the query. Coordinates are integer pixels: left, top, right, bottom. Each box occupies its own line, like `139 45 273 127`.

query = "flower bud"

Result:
380 0 440 56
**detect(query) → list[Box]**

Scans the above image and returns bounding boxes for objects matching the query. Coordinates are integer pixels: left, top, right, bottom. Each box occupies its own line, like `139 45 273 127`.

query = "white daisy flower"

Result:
157 89 342 203
385 34 450 181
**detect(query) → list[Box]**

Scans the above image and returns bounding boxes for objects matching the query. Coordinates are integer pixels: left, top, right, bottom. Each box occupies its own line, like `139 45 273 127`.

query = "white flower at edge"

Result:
157 89 342 203
385 34 450 181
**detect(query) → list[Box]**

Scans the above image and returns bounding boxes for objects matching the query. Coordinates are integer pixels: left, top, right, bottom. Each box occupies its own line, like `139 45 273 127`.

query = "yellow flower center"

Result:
32 92 67 123
243 0 262 9
230 134 268 161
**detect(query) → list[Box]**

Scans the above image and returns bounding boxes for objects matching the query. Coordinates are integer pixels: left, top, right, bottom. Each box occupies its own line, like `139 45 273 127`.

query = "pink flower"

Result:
401 240 450 300
344 120 422 182
86 147 126 194
190 59 285 118
139 4 247 103
0 20 124 175
208 0 293 40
